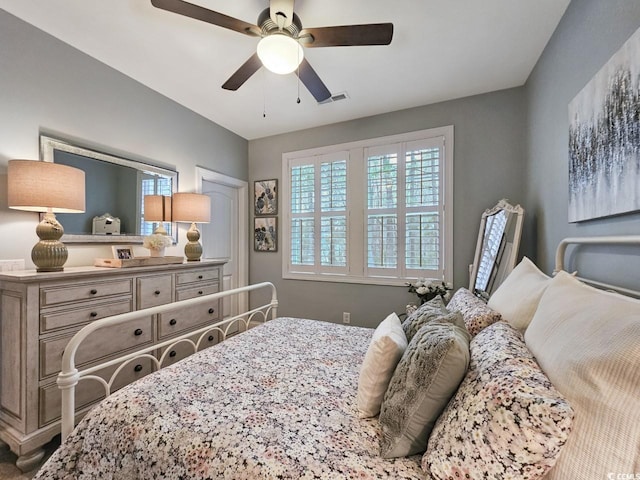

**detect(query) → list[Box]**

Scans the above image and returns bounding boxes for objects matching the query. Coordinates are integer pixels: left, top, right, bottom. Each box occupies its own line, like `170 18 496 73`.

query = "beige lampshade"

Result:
144 195 172 221
172 193 210 223
7 160 85 213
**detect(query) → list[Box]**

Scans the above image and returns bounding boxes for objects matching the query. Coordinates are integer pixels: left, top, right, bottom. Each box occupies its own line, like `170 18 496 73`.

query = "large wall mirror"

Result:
469 199 524 299
40 135 178 244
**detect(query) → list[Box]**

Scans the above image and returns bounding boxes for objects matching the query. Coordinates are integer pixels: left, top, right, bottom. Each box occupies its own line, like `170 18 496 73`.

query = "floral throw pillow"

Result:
422 322 574 480
447 287 502 337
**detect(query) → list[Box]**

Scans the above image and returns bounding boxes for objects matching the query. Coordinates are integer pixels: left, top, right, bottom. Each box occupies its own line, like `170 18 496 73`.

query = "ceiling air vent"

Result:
318 92 349 105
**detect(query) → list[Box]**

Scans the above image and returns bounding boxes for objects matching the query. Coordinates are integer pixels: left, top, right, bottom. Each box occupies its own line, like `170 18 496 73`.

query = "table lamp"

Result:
7 160 85 272
171 192 210 261
144 195 172 235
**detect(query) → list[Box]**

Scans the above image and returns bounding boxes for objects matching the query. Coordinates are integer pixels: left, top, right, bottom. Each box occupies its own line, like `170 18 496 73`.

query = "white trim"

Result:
282 126 454 285
195 167 249 313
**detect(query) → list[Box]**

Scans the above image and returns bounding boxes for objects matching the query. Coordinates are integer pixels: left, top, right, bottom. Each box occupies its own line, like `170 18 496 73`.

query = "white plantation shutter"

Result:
366 145 399 274
287 153 349 274
140 173 173 236
283 126 453 285
365 138 445 279
320 160 347 267
404 138 443 277
290 164 315 268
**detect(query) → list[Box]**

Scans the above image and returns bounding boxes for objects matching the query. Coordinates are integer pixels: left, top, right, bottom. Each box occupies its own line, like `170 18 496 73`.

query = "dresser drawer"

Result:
137 274 173 309
40 279 133 307
40 298 133 333
159 330 219 367
39 357 154 427
175 283 219 302
176 268 219 286
157 301 220 339
40 316 154 379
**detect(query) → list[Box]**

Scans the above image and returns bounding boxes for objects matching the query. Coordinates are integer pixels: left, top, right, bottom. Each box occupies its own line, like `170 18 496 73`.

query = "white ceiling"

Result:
1 0 570 140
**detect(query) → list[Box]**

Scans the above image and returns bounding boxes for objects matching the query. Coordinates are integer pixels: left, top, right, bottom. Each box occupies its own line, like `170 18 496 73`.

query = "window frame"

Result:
281 126 454 286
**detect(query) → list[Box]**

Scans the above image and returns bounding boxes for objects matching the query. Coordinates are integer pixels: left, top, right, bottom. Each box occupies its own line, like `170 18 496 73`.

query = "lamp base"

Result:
32 212 68 272
184 222 203 262
153 224 168 235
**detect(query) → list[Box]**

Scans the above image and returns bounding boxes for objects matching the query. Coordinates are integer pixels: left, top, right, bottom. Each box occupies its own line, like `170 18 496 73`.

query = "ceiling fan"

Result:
150 0 394 102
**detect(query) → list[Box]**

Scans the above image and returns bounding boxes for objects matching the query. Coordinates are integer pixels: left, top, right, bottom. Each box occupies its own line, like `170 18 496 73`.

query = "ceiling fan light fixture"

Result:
257 34 303 75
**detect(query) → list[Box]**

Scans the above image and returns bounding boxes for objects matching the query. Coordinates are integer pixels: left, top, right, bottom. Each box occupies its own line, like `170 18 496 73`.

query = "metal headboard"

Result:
554 235 640 298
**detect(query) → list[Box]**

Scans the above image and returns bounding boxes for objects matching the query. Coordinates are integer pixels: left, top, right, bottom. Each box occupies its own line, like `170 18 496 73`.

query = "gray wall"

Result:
0 10 247 267
249 88 526 327
523 0 640 289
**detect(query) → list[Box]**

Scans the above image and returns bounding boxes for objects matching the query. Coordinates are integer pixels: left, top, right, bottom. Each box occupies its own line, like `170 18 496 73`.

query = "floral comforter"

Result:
36 318 426 479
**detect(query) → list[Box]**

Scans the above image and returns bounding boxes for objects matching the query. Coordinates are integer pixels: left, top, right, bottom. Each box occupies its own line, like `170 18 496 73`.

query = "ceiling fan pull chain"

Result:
263 68 267 118
296 39 301 104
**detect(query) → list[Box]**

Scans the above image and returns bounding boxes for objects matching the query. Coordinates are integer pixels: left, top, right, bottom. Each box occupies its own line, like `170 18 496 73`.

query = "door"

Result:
197 167 248 320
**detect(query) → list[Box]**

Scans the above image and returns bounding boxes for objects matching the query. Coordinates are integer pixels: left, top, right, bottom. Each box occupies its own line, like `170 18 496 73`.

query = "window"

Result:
139 173 173 236
282 126 453 286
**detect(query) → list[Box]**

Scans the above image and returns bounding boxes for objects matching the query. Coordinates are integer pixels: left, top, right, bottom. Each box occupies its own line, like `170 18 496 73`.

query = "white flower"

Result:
416 286 428 295
143 234 172 250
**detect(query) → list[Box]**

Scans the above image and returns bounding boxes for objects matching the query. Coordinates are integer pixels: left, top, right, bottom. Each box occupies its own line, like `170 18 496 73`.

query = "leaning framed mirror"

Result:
40 134 178 244
469 198 524 299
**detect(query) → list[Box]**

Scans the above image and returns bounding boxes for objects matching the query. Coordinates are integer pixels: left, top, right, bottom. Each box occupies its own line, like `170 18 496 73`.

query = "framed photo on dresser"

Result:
112 245 134 260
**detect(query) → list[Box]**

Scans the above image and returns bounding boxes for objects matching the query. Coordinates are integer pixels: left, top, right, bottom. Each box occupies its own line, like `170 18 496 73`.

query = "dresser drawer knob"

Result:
169 318 177 326
134 364 143 372
90 311 98 318
169 350 177 358
208 308 215 314
198 275 203 279
134 328 143 336
90 289 98 295
208 335 215 342
198 290 204 295
154 290 161 295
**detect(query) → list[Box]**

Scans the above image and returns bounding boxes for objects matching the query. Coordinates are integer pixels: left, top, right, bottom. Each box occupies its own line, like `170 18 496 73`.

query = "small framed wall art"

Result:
254 179 277 215
112 245 134 260
254 217 277 252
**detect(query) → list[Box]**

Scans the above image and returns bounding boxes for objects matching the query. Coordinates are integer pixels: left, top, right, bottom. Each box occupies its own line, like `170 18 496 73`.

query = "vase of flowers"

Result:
143 234 172 258
407 278 453 304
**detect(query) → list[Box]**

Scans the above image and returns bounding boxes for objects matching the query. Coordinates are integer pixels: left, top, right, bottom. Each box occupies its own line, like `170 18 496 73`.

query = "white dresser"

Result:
0 260 225 471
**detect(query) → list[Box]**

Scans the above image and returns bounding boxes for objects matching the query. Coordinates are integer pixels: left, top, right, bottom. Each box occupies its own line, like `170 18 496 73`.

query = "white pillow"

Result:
487 256 550 331
525 271 640 479
357 312 408 418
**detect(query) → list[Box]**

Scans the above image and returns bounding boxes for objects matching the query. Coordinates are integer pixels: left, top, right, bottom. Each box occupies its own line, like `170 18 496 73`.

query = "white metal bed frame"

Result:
56 235 640 442
554 235 640 298
57 281 278 440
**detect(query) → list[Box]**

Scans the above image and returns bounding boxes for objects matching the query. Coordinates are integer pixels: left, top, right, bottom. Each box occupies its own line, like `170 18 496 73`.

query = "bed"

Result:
35 237 640 479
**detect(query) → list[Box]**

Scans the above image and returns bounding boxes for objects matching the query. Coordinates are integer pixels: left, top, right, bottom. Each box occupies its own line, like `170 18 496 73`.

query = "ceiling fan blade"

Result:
151 0 260 37
300 23 393 47
296 59 331 102
222 53 263 91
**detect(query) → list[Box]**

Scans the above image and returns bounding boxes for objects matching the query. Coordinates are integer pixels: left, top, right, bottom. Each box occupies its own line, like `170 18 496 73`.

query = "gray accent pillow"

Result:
379 317 470 458
402 296 464 342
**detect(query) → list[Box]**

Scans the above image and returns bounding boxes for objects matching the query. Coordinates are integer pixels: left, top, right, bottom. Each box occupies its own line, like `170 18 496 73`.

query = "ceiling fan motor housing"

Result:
257 8 302 38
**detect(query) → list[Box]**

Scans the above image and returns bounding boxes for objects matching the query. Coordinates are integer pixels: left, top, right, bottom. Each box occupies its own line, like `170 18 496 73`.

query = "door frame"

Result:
195 167 248 313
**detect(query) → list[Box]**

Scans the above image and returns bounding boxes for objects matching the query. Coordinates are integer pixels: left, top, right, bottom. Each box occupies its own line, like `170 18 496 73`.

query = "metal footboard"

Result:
57 282 278 440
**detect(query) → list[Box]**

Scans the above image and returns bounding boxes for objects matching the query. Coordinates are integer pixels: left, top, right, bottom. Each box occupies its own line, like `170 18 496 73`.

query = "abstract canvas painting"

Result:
568 26 640 222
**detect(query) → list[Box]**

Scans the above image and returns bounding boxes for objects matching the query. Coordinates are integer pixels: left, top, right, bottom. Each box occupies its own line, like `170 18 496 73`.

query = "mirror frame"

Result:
469 198 524 298
40 134 178 244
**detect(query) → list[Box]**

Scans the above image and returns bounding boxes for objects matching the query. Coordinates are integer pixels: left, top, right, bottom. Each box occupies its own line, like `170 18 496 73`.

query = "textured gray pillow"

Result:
379 318 470 458
402 296 464 342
